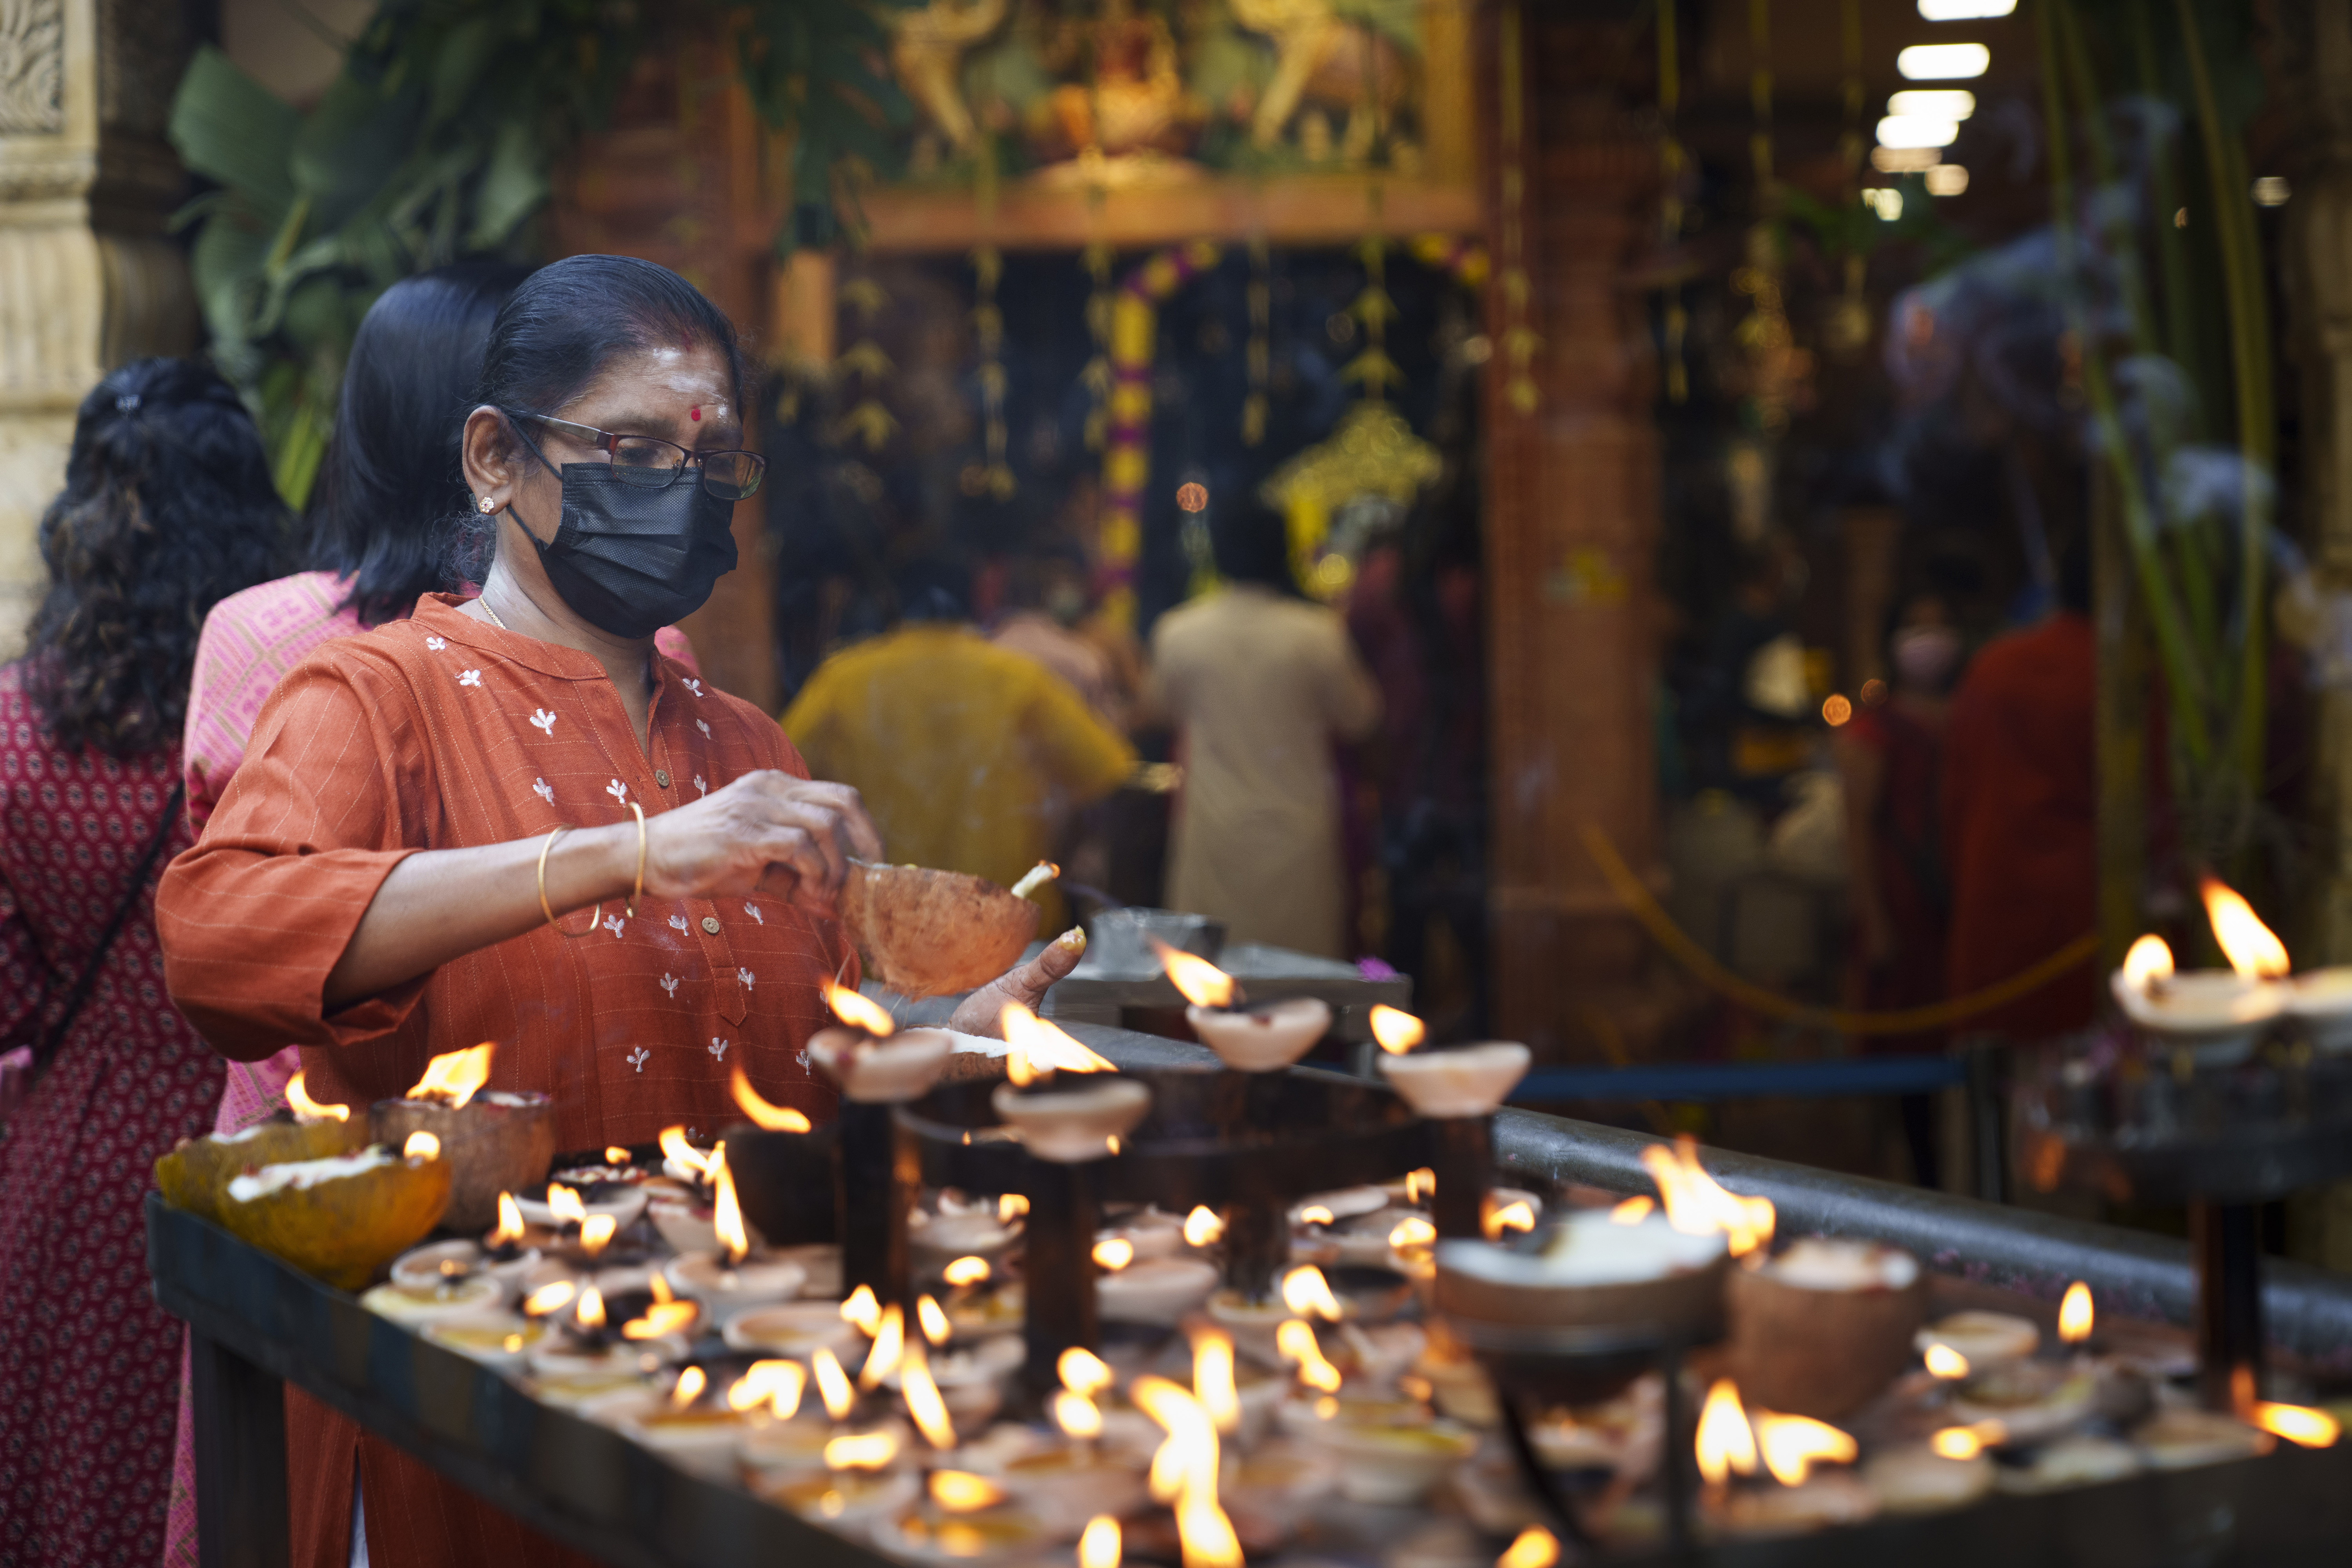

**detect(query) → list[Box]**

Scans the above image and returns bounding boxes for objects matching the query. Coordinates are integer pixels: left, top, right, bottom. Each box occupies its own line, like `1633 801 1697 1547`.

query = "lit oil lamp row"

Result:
2112 875 2352 1061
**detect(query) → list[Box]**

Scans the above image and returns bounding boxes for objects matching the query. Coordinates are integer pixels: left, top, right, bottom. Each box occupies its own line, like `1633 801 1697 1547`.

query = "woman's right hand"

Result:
639 771 883 915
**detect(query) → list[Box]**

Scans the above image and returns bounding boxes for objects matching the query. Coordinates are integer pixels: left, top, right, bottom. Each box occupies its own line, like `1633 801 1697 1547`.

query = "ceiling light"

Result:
1871 146 1940 173
1898 43 1991 79
1924 164 1970 196
1889 89 1976 120
1918 0 2014 18
1877 116 1960 150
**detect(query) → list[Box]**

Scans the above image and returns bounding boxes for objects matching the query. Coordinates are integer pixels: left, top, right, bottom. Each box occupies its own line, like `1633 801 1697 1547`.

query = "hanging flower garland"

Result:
1658 0 1689 403
1497 2 1539 416
1094 240 1224 628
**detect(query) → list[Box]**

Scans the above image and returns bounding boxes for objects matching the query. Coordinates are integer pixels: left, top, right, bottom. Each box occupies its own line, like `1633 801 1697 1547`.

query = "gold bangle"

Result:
625 800 646 918
537 823 601 939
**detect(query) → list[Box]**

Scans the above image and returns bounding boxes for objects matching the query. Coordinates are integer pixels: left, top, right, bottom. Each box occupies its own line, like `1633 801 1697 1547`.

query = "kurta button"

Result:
701 916 721 935
655 769 672 788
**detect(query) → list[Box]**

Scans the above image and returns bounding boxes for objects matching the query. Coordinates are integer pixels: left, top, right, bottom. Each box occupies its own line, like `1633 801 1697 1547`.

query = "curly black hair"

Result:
20 358 289 757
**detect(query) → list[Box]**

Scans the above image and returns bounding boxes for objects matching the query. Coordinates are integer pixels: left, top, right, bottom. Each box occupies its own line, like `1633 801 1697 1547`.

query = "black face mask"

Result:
516 454 738 641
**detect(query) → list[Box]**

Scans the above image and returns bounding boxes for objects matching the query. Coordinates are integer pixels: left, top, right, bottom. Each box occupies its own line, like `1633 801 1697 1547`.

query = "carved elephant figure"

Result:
1228 0 1412 160
890 0 1012 152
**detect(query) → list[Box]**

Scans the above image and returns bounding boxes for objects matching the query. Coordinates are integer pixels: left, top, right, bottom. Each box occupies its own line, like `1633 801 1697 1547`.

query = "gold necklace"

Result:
478 596 509 630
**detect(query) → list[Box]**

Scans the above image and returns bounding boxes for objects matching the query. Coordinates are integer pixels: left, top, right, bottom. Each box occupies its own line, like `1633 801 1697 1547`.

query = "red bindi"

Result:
690 406 702 421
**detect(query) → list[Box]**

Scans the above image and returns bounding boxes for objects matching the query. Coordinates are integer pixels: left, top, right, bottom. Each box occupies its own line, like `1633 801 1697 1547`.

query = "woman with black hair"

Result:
156 255 1075 1566
0 357 286 1567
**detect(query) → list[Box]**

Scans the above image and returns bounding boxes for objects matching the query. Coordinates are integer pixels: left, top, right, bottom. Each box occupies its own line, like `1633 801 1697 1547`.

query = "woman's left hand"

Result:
949 927 1089 1037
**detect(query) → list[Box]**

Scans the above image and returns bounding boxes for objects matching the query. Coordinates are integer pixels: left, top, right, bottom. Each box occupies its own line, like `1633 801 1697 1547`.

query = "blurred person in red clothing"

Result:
1940 536 2100 1041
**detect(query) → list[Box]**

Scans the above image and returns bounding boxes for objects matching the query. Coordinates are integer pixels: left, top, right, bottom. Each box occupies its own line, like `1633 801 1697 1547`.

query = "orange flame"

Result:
931 1470 1008 1512
1296 1204 1336 1227
489 1192 524 1247
402 1131 440 1160
604 1145 631 1164
826 979 898 1036
1610 1195 1655 1225
917 1294 951 1346
405 1042 494 1109
1053 1390 1105 1439
1753 1410 1859 1485
1368 1005 1426 1055
2251 1402 2341 1448
859 1304 906 1390
671 1365 706 1408
576 1285 606 1331
731 1065 813 1132
729 1359 806 1415
1079 1515 1122 1568
841 1283 883 1335
1191 1326 1240 1434
1131 1377 1241 1568
649 1272 673 1305
1151 939 1238 1009
659 1125 713 1180
2121 933 2175 990
1001 1001 1118 1085
812 1346 856 1421
1388 1216 1437 1249
1059 1347 1115 1397
578 1214 617 1256
943 1255 991 1288
1496 1528 1559 1568
1277 1319 1342 1392
1281 1266 1343 1321
826 1430 899 1470
1641 1136 1775 1256
999 1193 1029 1222
1482 1197 1536 1239
622 1301 699 1340
1406 1167 1435 1203
2058 1282 2094 1345
1923 1343 1969 1379
902 1340 958 1449
1094 1237 1135 1272
548 1184 587 1225
1931 1419 2007 1460
1695 1379 1758 1485
522 1280 575 1317
284 1073 348 1123
1184 1206 1225 1247
713 1155 750 1263
2201 877 2290 980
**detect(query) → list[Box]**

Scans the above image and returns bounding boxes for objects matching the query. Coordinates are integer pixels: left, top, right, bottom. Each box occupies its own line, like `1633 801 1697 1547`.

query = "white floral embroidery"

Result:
708 1036 730 1062
532 778 555 806
744 902 764 926
795 1047 810 1070
606 779 628 806
530 709 557 735
626 1047 651 1073
457 669 483 688
695 720 711 739
602 913 626 939
668 915 688 933
682 677 704 697
693 775 708 798
737 967 755 990
424 636 446 652
660 973 680 998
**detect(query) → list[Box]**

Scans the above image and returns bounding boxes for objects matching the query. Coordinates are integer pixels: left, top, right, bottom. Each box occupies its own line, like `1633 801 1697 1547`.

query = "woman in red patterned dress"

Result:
0 358 287 1566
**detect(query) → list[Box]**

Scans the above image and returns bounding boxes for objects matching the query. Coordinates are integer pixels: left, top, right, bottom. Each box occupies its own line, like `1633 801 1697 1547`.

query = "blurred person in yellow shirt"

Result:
782 557 1135 932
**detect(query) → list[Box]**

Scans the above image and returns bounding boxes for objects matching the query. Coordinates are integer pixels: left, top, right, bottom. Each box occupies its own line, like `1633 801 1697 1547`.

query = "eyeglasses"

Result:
504 410 766 500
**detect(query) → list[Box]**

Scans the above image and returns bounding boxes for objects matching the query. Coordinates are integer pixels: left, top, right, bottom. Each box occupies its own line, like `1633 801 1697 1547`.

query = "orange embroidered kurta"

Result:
155 592 853 1568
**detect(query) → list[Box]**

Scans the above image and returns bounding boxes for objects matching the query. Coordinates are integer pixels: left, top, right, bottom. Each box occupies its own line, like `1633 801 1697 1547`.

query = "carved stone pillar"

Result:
0 0 198 653
1483 12 1662 1058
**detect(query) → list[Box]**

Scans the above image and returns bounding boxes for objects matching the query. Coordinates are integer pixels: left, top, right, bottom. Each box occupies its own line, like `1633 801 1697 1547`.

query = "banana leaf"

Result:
169 46 299 217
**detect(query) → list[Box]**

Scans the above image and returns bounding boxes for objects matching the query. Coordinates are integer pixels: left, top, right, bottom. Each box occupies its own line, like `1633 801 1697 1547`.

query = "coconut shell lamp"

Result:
841 861 1044 999
155 1073 368 1223
216 1140 453 1290
370 1043 554 1233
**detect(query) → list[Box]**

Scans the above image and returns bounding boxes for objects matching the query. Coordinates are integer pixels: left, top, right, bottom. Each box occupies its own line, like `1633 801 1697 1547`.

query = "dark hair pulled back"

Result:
307 260 529 626
453 254 748 580
22 358 287 756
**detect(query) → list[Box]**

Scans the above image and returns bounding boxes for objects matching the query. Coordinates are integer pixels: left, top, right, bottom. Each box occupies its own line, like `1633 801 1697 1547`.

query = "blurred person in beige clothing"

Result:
1147 502 1380 957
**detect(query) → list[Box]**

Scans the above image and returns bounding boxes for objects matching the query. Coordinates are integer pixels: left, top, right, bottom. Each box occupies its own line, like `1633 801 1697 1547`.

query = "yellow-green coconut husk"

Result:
154 1117 370 1224
218 1152 453 1290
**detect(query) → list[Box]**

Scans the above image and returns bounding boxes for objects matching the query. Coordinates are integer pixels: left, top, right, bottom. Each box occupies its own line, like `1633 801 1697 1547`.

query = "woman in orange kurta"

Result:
155 256 1073 1568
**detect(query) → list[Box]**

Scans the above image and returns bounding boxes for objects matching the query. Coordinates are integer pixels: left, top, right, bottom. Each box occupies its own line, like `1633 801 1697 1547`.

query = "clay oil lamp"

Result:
1370 1006 1530 1240
664 1150 807 1327
621 1365 759 1480
1726 1238 1927 1420
390 1185 547 1298
1154 940 1332 1074
419 1311 544 1372
723 1299 862 1362
153 1071 368 1224
515 1168 650 1234
1915 1310 2040 1374
911 1191 1022 1274
880 1468 1057 1565
523 1276 692 1377
2111 879 2289 1064
1693 1379 1874 1536
760 1417 921 1527
1860 1440 1996 1514
370 1043 555 1233
809 980 954 1305
1095 1230 1218 1327
218 1137 452 1290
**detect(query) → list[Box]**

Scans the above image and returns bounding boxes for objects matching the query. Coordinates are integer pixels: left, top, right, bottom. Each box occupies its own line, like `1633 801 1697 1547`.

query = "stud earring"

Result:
478 497 497 514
